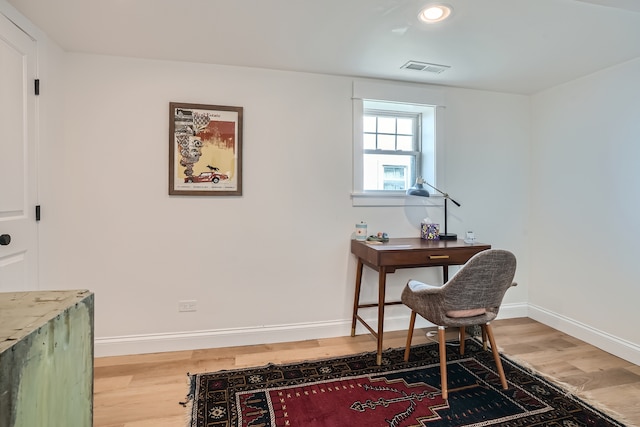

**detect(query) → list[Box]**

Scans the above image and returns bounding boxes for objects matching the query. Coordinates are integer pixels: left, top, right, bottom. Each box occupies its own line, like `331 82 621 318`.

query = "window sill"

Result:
351 192 443 207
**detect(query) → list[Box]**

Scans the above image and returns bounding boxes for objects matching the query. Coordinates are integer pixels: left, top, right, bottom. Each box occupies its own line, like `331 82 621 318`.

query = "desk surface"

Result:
351 238 491 270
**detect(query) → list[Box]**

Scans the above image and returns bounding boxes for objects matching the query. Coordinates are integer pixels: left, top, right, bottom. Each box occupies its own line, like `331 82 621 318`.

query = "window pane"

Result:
363 153 415 191
396 118 414 135
383 181 405 190
384 166 405 179
383 165 406 190
378 134 395 150
363 133 376 150
377 117 396 134
396 135 413 151
363 116 377 133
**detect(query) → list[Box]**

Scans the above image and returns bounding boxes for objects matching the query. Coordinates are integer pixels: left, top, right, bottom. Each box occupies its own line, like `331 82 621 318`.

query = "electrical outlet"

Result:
178 300 197 312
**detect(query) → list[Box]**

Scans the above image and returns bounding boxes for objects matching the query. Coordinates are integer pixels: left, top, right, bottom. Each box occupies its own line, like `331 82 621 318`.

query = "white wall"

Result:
530 58 640 363
27 51 530 356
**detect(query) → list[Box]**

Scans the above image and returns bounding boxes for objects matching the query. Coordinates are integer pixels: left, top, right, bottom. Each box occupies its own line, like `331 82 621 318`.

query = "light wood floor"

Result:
93 318 640 427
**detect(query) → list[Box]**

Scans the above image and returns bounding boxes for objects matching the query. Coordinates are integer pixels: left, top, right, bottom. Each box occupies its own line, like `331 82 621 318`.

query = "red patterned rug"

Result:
185 339 625 426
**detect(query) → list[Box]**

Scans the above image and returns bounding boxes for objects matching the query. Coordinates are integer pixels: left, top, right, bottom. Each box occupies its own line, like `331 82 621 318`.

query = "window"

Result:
352 80 445 206
363 108 421 192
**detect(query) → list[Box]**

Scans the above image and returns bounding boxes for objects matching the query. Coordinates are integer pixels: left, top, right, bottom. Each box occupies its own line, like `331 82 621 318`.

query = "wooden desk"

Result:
350 238 490 365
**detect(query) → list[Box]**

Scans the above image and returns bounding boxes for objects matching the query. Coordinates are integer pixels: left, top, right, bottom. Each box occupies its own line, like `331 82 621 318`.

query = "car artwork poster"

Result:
169 102 243 196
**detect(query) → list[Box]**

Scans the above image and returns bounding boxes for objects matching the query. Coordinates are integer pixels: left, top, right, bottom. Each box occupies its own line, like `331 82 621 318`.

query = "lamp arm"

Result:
420 180 461 207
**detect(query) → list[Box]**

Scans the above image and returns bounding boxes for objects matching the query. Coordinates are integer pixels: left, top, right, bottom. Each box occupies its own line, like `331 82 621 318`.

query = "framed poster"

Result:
169 102 243 196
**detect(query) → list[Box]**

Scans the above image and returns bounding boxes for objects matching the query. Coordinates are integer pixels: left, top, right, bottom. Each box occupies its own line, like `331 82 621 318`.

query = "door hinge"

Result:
35 79 40 95
35 205 41 221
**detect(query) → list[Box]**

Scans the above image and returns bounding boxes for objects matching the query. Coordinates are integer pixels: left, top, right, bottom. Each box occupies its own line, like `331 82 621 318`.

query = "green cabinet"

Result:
0 290 94 427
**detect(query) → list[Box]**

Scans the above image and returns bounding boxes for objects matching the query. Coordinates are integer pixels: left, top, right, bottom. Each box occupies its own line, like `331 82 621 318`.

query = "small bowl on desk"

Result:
367 232 389 243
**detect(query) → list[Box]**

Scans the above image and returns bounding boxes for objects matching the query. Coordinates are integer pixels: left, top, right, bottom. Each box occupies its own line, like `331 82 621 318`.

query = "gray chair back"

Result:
443 249 516 316
401 249 516 327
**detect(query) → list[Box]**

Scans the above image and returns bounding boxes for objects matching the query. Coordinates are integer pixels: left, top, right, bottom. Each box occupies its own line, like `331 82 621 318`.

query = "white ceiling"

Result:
7 0 640 94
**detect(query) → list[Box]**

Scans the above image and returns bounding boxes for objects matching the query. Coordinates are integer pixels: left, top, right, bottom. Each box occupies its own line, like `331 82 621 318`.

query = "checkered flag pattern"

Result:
193 112 211 133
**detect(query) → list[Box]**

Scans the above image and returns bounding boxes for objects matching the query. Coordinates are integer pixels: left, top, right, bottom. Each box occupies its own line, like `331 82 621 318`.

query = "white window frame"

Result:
363 108 421 192
352 80 446 207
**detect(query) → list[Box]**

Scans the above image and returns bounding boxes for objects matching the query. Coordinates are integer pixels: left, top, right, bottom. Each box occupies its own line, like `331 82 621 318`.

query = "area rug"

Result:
185 339 625 426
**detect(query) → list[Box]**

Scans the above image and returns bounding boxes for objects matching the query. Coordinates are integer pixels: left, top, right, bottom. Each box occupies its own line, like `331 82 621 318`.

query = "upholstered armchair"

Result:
401 249 517 399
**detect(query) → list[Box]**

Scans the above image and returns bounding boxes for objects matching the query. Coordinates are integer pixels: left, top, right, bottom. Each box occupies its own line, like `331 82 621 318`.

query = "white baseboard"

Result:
96 302 640 365
94 302 529 357
528 304 640 366
94 320 349 357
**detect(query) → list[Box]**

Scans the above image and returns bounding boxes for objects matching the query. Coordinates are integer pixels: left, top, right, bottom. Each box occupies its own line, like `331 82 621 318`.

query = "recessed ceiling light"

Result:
418 4 453 23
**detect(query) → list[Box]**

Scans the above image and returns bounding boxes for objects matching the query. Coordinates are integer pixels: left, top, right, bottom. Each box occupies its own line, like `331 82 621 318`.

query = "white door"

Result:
0 13 38 292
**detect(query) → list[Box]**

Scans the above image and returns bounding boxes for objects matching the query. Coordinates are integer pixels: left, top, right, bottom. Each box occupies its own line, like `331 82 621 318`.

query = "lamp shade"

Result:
406 178 430 197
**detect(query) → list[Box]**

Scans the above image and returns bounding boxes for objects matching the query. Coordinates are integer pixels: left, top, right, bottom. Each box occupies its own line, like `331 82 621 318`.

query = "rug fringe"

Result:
180 372 196 427
494 345 632 427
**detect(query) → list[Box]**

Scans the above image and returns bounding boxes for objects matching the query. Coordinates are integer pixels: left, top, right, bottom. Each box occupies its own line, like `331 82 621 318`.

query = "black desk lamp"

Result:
406 177 461 240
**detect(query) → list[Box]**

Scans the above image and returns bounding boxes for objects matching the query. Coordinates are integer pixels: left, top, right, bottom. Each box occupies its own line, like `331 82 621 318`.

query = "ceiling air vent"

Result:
401 61 450 74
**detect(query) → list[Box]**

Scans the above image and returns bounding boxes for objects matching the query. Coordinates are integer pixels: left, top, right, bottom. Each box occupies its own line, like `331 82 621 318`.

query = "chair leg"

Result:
438 326 448 400
404 311 417 362
459 327 465 355
480 324 488 350
485 322 508 390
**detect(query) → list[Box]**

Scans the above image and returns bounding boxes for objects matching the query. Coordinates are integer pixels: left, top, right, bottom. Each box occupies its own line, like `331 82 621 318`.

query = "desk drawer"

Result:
378 247 487 267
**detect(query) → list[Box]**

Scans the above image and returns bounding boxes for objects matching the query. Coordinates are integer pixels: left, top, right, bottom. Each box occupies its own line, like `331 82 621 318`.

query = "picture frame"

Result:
169 102 243 196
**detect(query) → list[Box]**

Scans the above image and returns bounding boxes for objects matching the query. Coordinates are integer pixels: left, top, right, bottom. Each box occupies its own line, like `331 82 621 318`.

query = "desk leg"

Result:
351 259 364 337
376 267 387 365
443 265 449 283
